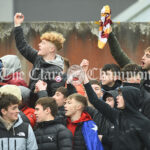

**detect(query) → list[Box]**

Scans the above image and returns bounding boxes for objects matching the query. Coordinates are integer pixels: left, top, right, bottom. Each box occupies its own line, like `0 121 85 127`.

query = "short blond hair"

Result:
67 93 88 108
40 32 65 50
144 47 150 53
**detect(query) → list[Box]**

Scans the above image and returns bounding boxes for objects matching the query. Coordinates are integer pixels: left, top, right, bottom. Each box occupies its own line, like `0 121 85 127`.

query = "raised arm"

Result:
108 32 133 68
14 13 38 64
81 59 119 123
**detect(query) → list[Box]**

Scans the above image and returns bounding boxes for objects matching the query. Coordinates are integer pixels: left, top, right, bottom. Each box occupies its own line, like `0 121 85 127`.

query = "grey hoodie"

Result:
0 114 38 150
46 54 64 70
0 55 21 77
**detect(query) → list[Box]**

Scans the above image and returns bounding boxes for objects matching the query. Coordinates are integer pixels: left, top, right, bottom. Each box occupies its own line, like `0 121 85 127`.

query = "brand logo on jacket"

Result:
111 126 114 129
91 124 98 131
55 76 62 82
48 136 55 142
17 132 25 136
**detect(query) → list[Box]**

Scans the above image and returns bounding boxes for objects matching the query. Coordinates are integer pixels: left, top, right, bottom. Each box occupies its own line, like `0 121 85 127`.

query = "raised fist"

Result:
14 13 24 27
35 80 47 92
80 59 89 73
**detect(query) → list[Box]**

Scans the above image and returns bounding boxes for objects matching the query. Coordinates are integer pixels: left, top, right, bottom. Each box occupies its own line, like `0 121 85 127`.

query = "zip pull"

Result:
13 127 15 136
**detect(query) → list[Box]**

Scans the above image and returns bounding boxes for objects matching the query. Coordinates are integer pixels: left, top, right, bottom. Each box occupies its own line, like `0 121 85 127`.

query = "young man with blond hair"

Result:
14 13 65 101
64 93 103 150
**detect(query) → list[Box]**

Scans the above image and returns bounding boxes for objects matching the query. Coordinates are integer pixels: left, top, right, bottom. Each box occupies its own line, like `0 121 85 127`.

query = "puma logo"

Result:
48 136 55 142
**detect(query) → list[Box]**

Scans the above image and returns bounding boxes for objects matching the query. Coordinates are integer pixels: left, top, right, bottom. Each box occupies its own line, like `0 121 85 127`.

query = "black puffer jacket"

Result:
73 122 87 150
14 26 65 96
34 119 72 150
66 112 92 150
100 90 118 150
84 83 150 150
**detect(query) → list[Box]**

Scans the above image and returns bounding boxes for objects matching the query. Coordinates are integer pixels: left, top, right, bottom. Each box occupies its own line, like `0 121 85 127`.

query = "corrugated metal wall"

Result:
0 22 150 83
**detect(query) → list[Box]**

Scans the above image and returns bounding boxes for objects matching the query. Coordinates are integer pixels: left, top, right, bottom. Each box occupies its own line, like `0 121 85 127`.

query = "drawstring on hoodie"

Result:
13 127 15 136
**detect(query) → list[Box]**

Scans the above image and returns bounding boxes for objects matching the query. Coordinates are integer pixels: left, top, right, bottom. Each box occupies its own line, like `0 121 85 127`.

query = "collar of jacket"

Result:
67 112 92 125
101 80 122 91
123 82 140 89
37 118 61 128
0 116 15 130
58 106 65 111
0 114 23 130
39 54 64 70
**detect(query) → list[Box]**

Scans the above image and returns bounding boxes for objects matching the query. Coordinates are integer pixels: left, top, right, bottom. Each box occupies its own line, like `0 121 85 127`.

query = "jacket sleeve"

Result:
136 129 150 149
84 106 102 134
37 90 48 98
102 135 113 147
14 26 38 64
58 125 73 150
24 110 36 128
67 83 77 96
27 124 38 150
108 32 133 68
84 83 119 124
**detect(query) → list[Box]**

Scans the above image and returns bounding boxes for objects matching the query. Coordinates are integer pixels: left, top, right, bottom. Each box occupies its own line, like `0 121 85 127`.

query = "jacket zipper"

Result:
1 140 3 150
13 127 15 136
15 140 16 150
8 138 9 150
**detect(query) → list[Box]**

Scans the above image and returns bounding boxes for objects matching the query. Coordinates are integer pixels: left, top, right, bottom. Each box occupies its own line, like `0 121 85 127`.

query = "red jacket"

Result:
67 112 92 136
0 82 7 87
21 105 36 128
3 72 28 87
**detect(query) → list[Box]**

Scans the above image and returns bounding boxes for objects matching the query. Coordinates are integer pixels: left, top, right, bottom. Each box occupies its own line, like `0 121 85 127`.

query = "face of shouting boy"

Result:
141 50 150 71
64 98 82 117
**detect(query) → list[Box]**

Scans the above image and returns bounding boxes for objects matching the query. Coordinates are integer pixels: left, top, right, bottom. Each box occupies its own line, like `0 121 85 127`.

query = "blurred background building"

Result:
0 0 144 22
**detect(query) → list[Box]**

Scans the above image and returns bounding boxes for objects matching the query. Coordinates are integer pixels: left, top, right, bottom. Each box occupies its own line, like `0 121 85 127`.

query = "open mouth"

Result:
73 77 79 81
38 47 41 51
64 109 68 114
141 61 145 67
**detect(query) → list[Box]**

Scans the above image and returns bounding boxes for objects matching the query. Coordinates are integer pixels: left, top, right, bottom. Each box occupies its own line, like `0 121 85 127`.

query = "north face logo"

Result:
17 132 25 136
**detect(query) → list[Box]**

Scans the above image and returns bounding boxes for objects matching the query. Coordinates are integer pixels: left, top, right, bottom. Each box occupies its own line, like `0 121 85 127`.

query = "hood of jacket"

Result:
123 82 140 89
67 112 92 124
121 86 143 112
45 54 64 70
101 80 122 91
19 86 31 105
103 90 118 108
0 55 21 77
